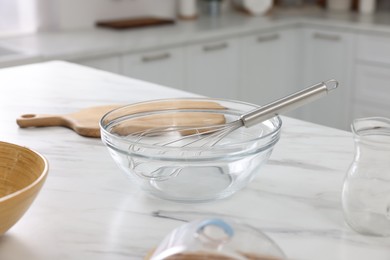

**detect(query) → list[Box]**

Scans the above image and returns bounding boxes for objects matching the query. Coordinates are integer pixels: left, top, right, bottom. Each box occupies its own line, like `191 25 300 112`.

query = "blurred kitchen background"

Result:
0 0 389 131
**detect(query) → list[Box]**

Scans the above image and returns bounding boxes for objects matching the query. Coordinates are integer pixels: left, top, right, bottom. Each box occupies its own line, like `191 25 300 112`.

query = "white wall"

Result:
35 0 176 31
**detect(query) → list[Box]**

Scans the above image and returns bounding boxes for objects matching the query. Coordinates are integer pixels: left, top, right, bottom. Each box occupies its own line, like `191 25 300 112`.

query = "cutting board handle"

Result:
16 114 67 128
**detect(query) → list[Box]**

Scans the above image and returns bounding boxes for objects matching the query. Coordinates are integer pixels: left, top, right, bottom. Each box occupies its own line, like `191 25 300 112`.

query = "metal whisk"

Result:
131 80 338 147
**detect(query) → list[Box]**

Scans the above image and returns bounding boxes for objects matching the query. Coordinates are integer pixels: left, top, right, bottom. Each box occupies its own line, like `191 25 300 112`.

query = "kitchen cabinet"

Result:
69 24 390 131
354 64 390 118
74 55 122 74
239 28 302 113
298 28 355 130
356 33 390 65
185 38 240 99
353 33 390 119
122 47 185 90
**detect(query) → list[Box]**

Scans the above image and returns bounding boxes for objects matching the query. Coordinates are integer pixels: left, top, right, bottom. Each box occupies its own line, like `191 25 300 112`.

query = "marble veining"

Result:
0 61 389 260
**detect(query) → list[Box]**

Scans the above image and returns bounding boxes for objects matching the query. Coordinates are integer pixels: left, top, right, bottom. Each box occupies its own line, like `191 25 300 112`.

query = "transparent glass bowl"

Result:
100 98 282 202
148 217 286 259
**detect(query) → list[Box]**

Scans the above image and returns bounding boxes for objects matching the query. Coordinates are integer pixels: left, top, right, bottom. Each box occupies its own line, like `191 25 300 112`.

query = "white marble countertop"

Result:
1 7 390 67
0 61 389 259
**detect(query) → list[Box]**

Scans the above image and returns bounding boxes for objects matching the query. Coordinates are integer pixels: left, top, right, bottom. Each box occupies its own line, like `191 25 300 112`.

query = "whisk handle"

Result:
240 80 339 128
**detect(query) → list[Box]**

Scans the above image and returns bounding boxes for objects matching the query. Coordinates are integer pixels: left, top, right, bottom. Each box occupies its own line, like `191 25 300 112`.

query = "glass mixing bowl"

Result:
147 217 286 259
100 98 281 202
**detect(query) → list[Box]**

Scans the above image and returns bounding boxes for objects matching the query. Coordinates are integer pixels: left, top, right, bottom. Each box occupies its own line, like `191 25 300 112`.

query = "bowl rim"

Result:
99 97 282 151
0 141 49 202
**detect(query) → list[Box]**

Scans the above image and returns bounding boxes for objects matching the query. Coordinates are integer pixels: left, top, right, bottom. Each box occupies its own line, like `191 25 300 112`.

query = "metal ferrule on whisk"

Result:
240 80 339 128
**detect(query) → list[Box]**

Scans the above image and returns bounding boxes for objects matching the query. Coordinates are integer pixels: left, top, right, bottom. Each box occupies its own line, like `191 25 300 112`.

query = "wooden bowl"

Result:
0 141 48 235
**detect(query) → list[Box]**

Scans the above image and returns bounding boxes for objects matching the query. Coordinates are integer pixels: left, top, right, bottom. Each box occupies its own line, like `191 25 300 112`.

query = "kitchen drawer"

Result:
185 38 240 99
123 47 185 90
357 33 390 65
355 64 390 106
298 28 355 130
239 29 301 106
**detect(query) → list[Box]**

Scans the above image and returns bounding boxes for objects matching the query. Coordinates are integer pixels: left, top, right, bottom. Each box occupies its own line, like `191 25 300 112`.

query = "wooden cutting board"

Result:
96 17 175 30
16 105 121 138
16 101 226 138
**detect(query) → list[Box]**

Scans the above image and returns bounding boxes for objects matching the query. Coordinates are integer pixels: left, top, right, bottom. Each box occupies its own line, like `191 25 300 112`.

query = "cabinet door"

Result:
299 28 355 130
185 38 240 99
353 63 390 119
239 29 302 110
123 47 185 90
75 55 122 74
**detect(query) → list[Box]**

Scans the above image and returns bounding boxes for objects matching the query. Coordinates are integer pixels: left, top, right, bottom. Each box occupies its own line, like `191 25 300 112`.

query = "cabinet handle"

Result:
141 53 171 62
313 32 341 41
202 42 228 52
257 34 280 43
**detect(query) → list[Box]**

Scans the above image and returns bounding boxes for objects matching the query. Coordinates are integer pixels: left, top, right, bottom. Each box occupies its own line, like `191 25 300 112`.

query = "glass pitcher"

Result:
342 117 390 236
